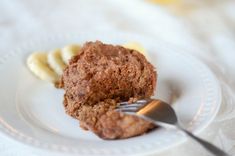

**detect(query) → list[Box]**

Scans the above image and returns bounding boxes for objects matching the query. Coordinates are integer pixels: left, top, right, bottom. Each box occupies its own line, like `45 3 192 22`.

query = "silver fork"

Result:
116 99 230 156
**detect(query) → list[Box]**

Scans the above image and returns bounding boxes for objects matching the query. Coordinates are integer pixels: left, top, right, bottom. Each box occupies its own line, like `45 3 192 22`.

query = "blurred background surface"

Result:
0 0 235 156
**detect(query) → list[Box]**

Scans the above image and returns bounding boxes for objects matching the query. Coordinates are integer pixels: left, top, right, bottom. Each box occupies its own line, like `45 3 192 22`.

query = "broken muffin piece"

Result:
60 41 157 139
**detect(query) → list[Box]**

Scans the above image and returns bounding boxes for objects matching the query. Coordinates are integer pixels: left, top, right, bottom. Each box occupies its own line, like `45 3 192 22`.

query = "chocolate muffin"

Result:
60 41 157 139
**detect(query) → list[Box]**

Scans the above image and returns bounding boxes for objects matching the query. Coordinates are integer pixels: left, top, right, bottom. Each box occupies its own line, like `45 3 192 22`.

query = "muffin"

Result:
60 41 157 139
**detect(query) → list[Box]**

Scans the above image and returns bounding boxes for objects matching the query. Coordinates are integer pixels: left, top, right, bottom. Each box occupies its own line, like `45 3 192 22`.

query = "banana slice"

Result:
123 42 146 56
61 44 81 65
48 49 66 75
27 52 59 82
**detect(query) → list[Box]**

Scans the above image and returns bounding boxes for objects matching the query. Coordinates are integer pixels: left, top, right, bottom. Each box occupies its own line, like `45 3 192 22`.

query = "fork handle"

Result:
178 126 230 156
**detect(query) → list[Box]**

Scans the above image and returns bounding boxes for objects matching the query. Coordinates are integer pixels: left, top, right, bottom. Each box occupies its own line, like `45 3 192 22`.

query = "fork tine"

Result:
136 99 148 104
119 101 130 106
118 99 148 106
117 103 143 109
115 107 139 112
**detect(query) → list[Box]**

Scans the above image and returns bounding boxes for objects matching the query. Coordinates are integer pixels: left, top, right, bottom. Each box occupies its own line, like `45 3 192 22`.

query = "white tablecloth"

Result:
0 0 235 155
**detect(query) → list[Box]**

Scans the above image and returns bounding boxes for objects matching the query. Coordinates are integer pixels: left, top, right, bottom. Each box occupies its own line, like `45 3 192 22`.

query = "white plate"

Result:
0 33 221 156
